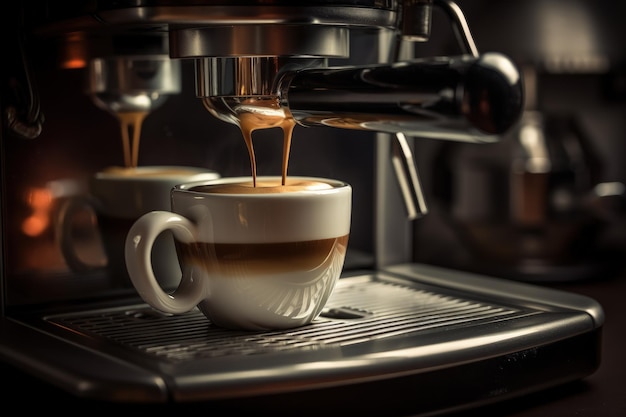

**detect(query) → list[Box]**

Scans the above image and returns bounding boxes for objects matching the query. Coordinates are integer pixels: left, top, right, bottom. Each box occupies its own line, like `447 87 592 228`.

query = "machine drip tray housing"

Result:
10 264 603 415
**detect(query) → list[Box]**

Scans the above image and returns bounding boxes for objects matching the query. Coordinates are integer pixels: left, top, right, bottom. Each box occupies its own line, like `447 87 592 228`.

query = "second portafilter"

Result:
85 52 182 167
86 55 181 115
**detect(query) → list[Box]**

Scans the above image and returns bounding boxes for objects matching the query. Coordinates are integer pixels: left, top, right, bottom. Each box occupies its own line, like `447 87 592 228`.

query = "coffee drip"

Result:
116 111 148 168
206 96 296 187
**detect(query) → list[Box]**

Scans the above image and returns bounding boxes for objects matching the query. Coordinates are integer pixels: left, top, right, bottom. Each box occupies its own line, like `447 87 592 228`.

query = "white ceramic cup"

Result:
57 166 220 287
125 176 352 330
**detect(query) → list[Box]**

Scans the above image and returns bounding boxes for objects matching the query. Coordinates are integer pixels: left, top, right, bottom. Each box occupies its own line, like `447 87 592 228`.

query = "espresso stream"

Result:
237 97 296 187
117 111 148 168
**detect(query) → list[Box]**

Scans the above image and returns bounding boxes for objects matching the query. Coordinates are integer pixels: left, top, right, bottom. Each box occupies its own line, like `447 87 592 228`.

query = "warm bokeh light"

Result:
22 215 48 237
58 32 88 69
22 187 53 237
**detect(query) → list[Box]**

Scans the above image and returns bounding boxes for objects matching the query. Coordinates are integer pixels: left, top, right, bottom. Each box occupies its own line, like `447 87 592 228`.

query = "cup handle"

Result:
125 211 206 314
55 196 104 272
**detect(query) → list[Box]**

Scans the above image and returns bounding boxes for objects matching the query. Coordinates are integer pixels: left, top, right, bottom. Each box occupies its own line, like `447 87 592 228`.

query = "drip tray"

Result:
12 264 603 415
49 276 533 362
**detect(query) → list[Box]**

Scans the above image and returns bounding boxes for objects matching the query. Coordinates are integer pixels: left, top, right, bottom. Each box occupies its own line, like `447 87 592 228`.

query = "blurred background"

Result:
410 0 626 283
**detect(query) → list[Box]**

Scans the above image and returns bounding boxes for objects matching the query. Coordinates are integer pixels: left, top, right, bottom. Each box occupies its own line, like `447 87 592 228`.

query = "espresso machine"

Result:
0 1 605 415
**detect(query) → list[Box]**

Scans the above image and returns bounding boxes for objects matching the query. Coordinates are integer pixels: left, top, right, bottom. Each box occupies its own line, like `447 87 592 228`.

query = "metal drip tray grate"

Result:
9 265 601 410
47 275 534 363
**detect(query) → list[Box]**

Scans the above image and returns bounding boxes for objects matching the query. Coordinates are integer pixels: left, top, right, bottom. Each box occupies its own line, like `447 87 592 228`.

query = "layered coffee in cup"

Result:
125 176 351 330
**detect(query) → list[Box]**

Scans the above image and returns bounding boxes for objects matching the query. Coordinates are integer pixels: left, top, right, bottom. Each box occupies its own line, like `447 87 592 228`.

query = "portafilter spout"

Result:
86 55 182 115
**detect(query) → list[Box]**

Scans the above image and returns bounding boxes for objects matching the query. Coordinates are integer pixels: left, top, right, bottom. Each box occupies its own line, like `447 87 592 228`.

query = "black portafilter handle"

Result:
280 52 524 143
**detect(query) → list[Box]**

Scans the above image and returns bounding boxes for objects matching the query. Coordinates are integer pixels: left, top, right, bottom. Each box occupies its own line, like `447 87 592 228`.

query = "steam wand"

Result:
392 132 428 219
388 0 479 219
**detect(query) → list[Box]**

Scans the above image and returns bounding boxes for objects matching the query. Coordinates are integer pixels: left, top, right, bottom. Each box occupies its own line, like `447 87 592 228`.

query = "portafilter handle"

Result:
279 52 524 142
